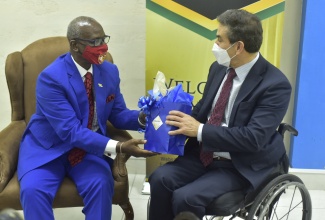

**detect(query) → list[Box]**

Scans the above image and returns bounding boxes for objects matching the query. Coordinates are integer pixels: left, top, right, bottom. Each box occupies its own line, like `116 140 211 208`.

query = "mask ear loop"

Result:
226 42 237 51
229 41 242 60
228 42 238 60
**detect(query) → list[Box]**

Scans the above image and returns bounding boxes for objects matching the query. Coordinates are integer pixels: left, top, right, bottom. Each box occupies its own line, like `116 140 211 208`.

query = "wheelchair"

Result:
147 123 312 220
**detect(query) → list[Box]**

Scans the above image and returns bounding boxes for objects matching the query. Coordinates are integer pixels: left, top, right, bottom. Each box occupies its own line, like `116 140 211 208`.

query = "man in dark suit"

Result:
148 9 291 219
17 16 156 220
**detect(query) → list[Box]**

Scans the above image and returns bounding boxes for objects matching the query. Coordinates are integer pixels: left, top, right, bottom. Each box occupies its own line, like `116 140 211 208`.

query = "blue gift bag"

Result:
139 83 194 156
144 102 192 155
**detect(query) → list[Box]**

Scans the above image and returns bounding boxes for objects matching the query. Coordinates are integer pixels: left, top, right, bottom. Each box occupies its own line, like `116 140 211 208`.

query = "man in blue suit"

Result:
148 9 292 219
17 16 156 220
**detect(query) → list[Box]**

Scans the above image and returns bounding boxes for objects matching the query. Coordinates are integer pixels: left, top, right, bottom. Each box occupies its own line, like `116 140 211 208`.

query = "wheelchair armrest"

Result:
0 120 26 193
278 123 298 137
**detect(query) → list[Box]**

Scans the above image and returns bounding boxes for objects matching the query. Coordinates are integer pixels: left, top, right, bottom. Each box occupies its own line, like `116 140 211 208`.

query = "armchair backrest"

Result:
5 36 113 124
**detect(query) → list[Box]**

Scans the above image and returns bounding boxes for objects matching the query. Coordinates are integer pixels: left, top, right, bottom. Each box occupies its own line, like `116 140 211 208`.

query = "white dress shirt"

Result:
197 53 259 159
71 56 117 155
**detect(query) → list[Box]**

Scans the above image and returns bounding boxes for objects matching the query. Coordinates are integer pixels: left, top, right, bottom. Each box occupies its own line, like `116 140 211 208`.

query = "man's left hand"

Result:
166 110 200 137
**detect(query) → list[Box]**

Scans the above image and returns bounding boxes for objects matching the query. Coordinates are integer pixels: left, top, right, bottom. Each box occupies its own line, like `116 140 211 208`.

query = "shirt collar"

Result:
71 55 93 78
231 52 259 81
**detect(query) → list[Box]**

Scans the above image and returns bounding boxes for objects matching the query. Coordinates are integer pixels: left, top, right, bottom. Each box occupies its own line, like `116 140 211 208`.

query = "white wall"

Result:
0 0 145 139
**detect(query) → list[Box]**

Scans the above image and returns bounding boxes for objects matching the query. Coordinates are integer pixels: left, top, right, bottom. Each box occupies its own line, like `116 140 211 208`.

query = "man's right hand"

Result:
116 139 158 158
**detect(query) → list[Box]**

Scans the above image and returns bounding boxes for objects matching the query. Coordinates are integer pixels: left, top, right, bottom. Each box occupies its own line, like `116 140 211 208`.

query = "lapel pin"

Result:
98 83 103 87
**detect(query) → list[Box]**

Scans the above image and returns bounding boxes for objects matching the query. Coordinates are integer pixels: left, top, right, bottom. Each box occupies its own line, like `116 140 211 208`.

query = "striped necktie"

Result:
68 72 94 166
200 68 236 167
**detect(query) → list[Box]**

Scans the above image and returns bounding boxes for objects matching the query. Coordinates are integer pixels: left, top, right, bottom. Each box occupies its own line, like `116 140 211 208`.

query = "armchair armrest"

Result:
106 120 132 193
0 120 26 193
106 121 132 180
106 121 135 220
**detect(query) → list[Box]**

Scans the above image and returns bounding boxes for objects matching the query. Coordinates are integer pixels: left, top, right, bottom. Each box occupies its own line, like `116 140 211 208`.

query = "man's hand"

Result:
117 139 158 158
166 110 200 137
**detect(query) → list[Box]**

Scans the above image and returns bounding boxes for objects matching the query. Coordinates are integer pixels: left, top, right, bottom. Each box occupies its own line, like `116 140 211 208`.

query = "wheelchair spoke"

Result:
267 186 306 220
274 201 302 220
251 175 312 220
270 199 280 220
286 186 298 219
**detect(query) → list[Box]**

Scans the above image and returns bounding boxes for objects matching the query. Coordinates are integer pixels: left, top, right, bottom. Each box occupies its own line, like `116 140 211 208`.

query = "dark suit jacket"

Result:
18 52 140 180
186 54 291 189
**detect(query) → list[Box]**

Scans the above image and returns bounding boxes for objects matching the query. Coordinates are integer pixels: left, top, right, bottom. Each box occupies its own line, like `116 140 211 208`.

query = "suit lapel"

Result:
93 65 106 131
229 55 265 125
65 54 88 127
198 65 227 121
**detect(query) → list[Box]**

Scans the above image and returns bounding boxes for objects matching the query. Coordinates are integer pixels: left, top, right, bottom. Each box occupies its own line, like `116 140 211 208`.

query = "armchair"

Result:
0 36 134 219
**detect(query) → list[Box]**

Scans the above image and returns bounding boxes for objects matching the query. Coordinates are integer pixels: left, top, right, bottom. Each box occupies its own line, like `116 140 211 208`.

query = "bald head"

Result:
67 16 103 41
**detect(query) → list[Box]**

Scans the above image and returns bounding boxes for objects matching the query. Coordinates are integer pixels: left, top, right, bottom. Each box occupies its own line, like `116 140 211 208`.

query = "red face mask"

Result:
82 44 108 64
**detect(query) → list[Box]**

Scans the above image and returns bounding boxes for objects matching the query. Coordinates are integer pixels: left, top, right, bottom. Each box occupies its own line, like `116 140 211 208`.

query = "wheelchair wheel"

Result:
246 174 312 220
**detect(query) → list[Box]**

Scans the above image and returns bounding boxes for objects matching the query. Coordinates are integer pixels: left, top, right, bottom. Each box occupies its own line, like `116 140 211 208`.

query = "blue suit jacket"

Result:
18 52 140 180
186 55 291 189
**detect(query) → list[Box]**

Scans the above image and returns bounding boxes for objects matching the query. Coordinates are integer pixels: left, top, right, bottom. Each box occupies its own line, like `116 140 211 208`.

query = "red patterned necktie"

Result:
200 68 237 167
68 72 94 166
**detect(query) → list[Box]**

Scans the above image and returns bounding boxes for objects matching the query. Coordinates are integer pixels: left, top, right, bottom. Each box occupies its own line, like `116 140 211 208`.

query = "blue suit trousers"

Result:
19 152 114 220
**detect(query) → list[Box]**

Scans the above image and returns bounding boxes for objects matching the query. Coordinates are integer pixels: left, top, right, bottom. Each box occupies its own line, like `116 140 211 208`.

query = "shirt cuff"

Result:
105 139 119 154
197 123 204 142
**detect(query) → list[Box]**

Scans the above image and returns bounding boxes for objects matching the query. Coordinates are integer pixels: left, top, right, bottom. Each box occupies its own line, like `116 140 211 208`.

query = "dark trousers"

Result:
148 153 250 220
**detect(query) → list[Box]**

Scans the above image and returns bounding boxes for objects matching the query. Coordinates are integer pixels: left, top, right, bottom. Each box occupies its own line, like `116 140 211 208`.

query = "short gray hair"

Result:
217 9 263 53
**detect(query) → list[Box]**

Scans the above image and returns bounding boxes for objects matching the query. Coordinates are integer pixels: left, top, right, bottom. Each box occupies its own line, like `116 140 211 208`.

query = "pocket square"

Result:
106 94 115 103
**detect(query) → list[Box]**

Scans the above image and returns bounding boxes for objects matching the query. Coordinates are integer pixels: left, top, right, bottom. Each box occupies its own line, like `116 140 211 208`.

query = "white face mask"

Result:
212 43 237 67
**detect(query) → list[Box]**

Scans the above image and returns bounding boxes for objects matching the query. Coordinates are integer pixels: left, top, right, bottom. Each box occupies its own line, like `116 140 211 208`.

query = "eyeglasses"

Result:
74 35 110 47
